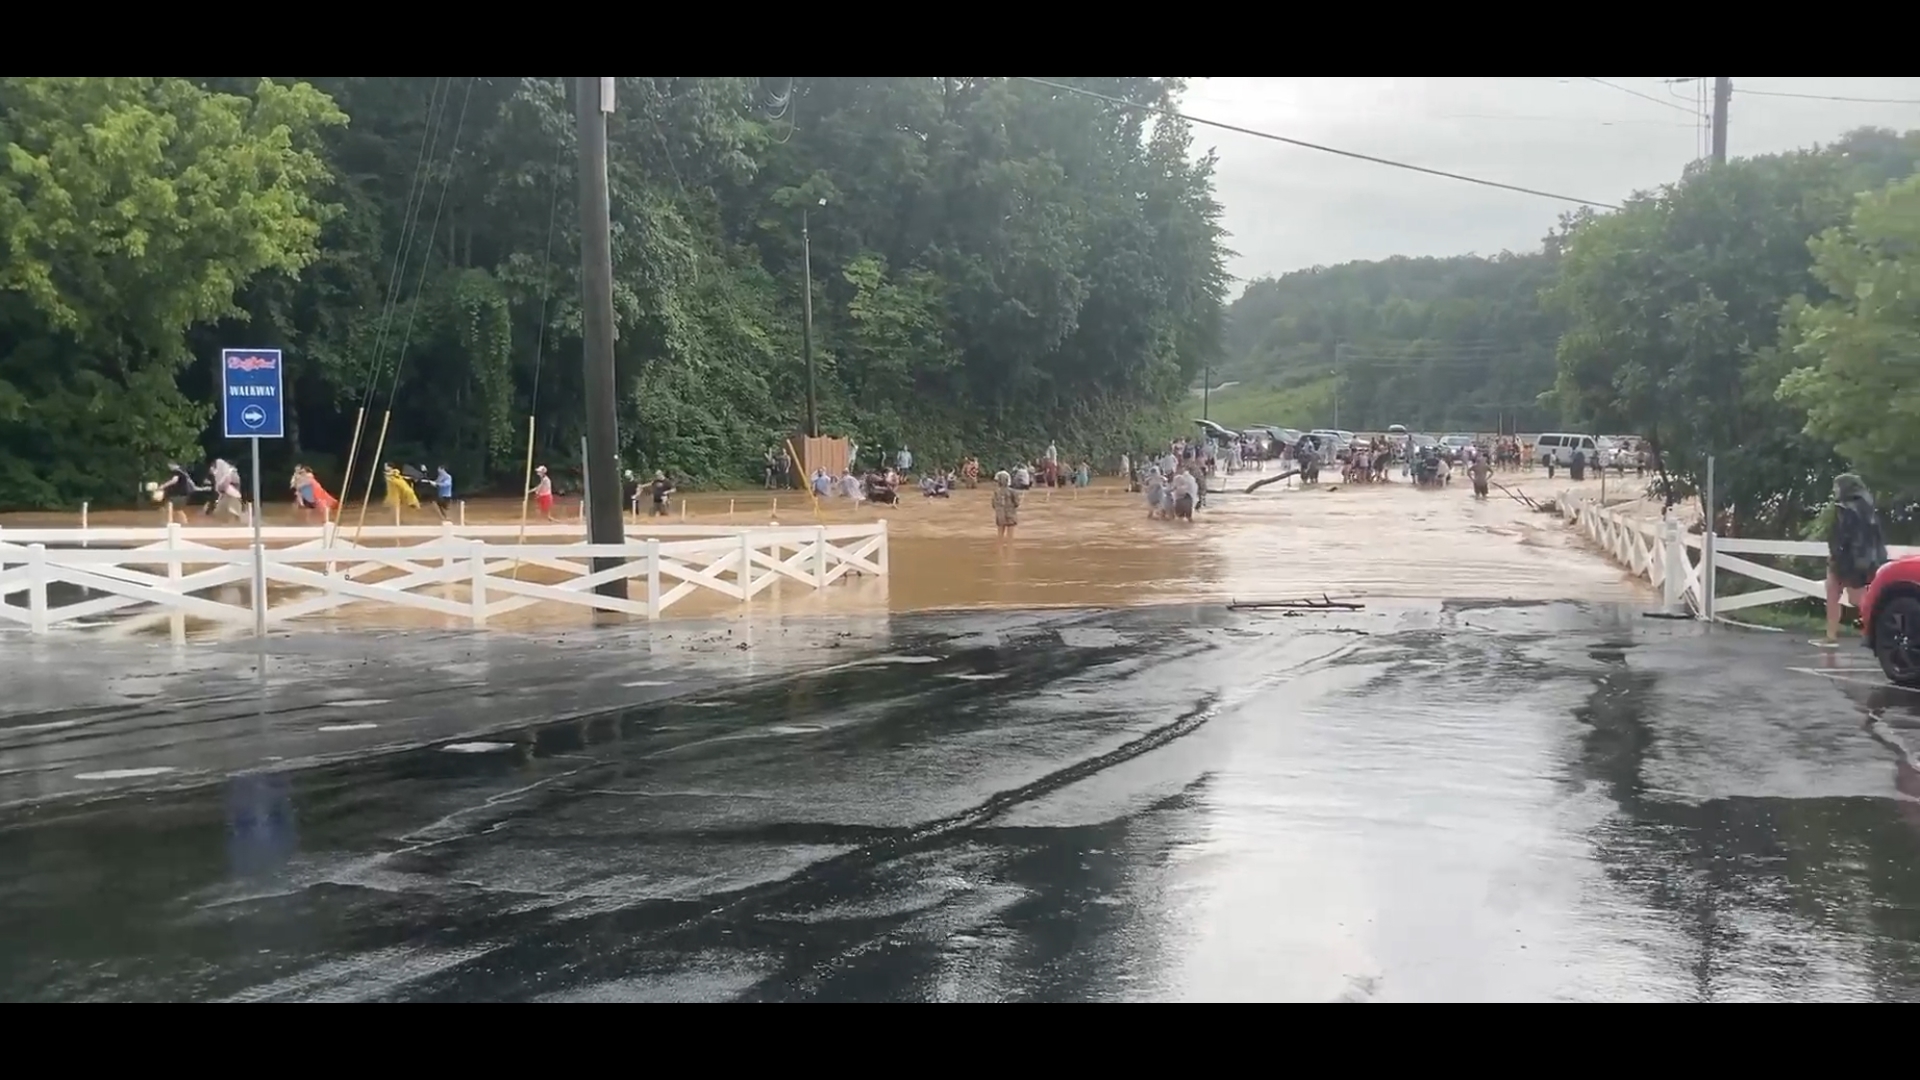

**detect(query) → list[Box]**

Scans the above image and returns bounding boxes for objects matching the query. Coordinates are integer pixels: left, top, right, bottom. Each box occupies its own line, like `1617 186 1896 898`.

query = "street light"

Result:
802 197 826 438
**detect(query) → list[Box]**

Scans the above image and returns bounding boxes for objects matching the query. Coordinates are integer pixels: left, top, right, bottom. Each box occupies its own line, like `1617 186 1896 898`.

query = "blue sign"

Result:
220 347 285 439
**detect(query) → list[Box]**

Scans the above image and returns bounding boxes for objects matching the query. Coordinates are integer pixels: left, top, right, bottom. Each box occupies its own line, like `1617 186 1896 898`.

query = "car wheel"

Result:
1874 594 1920 687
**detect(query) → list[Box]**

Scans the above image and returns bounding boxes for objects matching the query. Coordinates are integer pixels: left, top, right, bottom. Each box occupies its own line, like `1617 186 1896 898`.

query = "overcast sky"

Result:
1181 77 1920 287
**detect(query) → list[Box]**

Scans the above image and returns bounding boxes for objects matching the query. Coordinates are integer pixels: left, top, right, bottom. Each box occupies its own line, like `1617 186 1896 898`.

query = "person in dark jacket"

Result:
1826 472 1888 646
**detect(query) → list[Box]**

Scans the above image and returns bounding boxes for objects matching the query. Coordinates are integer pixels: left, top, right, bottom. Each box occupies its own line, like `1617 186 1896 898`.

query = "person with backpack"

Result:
1824 472 1889 647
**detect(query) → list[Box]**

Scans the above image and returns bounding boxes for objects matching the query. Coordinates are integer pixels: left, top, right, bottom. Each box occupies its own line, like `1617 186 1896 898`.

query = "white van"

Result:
1533 432 1598 467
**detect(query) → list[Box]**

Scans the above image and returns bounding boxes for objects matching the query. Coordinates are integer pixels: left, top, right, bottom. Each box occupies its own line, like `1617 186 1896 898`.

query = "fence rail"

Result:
0 521 888 637
1559 492 1919 622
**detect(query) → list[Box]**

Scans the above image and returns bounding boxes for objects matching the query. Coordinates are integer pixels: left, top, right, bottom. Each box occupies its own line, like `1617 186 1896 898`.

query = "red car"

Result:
1862 555 1920 686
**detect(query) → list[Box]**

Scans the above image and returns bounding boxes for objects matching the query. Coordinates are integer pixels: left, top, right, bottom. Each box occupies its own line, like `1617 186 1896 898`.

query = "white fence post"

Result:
1702 455 1717 622
1662 518 1687 614
26 543 48 635
458 499 467 526
645 538 661 620
0 520 887 635
739 532 753 602
166 521 185 644
468 540 487 626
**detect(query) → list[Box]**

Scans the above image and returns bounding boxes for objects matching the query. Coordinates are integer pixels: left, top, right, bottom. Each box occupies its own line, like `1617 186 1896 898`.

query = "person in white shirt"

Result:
1170 470 1198 521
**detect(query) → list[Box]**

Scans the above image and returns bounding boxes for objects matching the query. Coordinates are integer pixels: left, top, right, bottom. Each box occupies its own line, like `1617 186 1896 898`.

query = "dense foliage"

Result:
1552 129 1920 535
13 75 1920 539
0 76 1227 508
1220 126 1920 541
0 77 343 506
1220 253 1562 433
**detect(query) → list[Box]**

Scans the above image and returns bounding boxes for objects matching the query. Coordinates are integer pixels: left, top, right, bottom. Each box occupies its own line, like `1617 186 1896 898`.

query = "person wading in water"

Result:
991 469 1021 541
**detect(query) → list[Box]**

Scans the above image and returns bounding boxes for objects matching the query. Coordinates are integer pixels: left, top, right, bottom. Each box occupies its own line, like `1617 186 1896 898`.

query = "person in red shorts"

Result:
529 464 555 522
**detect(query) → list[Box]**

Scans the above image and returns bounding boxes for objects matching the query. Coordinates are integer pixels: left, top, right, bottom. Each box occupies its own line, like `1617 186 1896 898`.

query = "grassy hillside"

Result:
1193 376 1338 432
1220 252 1563 433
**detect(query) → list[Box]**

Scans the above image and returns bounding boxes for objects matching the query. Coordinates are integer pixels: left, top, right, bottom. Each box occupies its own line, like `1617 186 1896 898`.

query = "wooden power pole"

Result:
1711 77 1731 164
576 77 627 600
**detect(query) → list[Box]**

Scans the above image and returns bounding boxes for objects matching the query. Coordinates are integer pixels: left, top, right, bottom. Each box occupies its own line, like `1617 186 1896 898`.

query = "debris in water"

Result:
1227 594 1365 612
442 741 514 754
1244 468 1302 494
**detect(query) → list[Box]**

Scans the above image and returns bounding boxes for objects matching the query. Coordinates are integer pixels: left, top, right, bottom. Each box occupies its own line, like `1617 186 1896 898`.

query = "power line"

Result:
383 77 475 413
1737 86 1920 106
1016 77 1622 211
1581 77 1702 117
1437 112 1694 129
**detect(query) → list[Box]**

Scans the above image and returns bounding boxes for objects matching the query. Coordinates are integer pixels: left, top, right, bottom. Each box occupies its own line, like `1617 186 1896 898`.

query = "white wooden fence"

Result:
1560 492 1918 622
0 521 888 637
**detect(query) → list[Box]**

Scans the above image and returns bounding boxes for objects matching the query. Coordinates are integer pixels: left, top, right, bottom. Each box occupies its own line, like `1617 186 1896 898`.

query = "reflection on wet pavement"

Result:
5 601 1920 1001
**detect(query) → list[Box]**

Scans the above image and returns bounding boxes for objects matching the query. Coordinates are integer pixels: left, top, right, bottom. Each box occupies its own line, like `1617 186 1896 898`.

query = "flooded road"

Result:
2 471 1644 632
5 601 1920 1001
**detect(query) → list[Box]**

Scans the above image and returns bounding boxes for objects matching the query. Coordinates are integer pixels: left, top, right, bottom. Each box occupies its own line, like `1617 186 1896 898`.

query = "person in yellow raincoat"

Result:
383 463 420 511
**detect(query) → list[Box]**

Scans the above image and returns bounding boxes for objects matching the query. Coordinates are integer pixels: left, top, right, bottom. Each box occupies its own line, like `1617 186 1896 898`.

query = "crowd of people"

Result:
138 428 1656 541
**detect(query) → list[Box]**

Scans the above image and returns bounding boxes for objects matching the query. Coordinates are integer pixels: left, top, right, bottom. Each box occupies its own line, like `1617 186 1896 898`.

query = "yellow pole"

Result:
511 414 536 581
785 437 821 521
336 405 367 527
350 410 393 556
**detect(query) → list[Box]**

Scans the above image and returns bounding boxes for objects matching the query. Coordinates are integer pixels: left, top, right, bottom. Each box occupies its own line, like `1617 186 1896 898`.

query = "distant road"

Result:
1189 381 1239 396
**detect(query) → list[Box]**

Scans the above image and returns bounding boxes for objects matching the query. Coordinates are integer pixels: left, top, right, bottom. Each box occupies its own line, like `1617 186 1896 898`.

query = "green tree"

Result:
0 77 343 505
1549 132 1920 533
1220 252 1563 433
1779 173 1920 499
2 77 1231 506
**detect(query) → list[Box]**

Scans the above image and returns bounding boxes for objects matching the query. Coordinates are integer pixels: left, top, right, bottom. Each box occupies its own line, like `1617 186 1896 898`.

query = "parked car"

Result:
1534 432 1600 468
1193 418 1239 442
1863 556 1920 687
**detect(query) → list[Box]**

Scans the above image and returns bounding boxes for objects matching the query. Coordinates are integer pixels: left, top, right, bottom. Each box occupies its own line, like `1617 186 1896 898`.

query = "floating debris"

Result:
1227 594 1365 612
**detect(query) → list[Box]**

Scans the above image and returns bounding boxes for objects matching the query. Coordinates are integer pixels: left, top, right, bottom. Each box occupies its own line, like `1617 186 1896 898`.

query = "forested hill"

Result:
0 77 1228 508
1213 251 1562 434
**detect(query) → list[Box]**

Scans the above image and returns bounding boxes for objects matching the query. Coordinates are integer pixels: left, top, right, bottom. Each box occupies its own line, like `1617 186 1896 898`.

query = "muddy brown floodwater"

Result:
2 470 1648 633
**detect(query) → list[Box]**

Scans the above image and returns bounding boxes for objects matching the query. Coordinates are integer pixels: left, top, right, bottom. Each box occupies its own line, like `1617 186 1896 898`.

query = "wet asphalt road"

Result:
5 601 1920 1002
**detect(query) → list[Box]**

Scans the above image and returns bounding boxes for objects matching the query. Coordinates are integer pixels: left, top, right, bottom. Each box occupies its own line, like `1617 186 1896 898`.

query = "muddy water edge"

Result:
0 472 1647 632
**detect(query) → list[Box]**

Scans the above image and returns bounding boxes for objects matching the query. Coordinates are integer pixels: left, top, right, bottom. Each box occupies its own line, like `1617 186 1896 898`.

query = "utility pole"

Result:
1711 77 1731 164
801 202 820 438
576 77 626 600
1332 343 1343 429
1202 364 1211 421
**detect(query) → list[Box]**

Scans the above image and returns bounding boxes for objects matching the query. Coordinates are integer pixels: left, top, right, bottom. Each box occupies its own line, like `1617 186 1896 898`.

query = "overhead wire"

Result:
1737 86 1920 106
762 77 794 119
337 77 448 512
381 77 475 417
513 132 571 576
351 76 476 544
1697 79 1707 158
770 77 798 145
1436 112 1693 129
361 79 450 417
1580 77 1702 117
1016 76 1621 210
